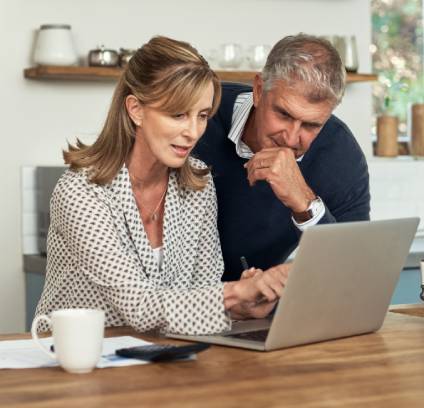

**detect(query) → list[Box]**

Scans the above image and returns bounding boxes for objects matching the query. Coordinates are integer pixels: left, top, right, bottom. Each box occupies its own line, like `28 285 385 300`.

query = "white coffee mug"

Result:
31 308 105 374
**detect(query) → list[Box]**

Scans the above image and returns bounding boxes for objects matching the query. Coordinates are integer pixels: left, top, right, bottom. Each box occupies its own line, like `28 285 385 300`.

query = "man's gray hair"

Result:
262 33 346 106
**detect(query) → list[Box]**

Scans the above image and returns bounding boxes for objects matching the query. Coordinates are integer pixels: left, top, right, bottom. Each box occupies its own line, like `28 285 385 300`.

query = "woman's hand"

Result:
229 299 278 320
224 263 292 319
240 267 259 279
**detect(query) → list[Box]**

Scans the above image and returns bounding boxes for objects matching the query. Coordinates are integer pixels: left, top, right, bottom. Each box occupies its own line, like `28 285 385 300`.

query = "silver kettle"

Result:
88 45 119 67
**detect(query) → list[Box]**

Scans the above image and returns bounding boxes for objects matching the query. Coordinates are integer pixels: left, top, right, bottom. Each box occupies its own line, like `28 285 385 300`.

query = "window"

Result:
371 0 423 141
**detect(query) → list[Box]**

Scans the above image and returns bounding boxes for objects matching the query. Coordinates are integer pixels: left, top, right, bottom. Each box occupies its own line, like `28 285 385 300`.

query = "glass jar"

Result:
246 44 271 70
218 44 244 70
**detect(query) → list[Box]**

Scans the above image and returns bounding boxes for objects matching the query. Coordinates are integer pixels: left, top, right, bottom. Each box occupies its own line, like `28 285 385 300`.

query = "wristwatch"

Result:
292 196 324 223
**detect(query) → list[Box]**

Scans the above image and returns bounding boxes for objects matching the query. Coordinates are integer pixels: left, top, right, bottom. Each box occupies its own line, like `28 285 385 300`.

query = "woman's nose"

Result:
183 119 202 140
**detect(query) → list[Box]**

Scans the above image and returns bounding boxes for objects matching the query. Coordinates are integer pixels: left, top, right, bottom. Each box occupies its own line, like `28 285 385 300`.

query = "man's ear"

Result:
252 74 264 108
125 95 143 126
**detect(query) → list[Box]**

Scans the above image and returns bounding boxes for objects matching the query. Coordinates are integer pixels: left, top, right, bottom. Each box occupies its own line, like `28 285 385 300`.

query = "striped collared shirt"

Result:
228 92 255 159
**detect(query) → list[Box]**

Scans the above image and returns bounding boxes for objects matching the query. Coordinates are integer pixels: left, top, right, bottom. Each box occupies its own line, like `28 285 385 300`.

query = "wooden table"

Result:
1 305 423 408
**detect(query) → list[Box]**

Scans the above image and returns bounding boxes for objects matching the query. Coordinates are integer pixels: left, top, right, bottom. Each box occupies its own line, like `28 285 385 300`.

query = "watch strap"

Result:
292 196 324 223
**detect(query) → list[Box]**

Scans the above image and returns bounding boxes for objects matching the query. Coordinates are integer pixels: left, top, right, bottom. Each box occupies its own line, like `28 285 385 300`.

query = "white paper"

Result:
0 336 153 369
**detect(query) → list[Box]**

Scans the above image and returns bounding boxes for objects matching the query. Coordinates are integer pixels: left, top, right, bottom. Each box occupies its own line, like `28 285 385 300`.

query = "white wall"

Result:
0 0 372 333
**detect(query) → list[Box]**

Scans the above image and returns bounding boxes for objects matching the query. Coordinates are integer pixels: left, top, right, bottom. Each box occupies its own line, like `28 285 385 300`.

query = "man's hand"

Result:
244 147 316 213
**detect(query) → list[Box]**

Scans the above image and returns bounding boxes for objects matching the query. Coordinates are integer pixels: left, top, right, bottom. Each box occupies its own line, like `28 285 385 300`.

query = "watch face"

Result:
309 197 323 217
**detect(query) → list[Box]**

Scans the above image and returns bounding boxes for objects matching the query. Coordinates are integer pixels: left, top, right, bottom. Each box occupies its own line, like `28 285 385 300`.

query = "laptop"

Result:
167 218 419 351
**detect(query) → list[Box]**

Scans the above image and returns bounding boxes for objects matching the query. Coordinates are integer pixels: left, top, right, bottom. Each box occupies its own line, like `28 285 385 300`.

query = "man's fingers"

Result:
246 167 273 186
254 157 278 170
244 150 280 171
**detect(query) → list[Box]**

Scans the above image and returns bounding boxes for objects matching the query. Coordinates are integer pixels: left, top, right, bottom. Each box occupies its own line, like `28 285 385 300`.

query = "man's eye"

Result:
303 123 320 131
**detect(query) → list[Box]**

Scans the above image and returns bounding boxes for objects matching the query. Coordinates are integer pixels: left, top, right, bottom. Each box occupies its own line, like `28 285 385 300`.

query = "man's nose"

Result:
283 120 302 147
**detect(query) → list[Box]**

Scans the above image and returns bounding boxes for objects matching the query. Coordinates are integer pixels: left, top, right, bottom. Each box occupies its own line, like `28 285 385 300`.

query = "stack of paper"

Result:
0 336 154 369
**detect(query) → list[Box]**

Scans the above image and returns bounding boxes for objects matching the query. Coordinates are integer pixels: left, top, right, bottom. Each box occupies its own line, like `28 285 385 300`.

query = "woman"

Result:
35 36 286 335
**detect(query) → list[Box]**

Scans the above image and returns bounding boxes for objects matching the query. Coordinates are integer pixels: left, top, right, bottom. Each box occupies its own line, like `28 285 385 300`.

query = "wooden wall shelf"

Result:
24 65 378 84
24 66 121 81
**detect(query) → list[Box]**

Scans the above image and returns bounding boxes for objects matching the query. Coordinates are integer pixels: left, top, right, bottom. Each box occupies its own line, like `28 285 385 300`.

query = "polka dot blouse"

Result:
35 158 231 335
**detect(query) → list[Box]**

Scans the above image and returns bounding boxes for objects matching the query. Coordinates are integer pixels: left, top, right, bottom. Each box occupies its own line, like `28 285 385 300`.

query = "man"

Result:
194 34 370 281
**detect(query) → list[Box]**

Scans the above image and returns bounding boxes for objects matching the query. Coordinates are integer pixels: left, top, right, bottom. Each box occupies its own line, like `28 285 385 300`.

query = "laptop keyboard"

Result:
225 329 269 342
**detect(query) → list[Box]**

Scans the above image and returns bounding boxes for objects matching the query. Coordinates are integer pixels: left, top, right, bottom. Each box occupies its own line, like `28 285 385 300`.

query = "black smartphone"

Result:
115 342 210 362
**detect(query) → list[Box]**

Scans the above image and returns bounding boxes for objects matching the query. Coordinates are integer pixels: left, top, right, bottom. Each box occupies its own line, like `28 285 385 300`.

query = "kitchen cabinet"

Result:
24 255 46 331
23 65 378 84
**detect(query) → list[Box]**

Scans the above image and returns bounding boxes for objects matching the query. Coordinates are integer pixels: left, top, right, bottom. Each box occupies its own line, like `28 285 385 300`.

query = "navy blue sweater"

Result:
194 83 370 281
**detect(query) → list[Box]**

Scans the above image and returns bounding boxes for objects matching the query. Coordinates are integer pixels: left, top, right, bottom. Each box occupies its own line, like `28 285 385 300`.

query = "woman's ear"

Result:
125 95 143 126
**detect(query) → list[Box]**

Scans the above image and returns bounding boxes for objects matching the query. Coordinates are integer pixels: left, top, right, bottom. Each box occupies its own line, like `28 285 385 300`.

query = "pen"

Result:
240 256 249 271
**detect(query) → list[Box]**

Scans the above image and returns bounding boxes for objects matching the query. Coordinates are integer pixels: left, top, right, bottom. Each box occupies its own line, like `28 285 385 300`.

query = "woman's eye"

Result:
173 113 186 119
199 113 209 121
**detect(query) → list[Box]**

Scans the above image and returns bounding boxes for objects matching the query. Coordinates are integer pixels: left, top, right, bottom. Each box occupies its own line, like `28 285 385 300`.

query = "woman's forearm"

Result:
223 282 241 310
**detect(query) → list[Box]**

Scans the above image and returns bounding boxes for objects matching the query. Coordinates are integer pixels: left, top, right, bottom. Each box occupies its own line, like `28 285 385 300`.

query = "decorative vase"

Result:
376 115 398 157
411 104 424 157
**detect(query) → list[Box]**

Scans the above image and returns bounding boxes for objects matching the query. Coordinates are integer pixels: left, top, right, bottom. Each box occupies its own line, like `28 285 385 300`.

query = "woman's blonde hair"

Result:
64 36 221 189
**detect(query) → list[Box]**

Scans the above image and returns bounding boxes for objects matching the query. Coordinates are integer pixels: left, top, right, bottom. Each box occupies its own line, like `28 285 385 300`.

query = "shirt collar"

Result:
228 92 255 159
